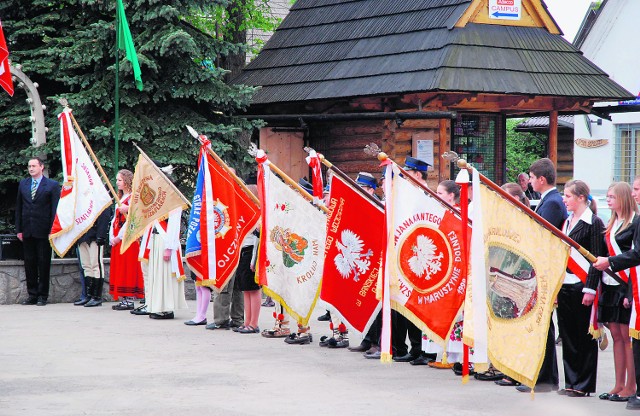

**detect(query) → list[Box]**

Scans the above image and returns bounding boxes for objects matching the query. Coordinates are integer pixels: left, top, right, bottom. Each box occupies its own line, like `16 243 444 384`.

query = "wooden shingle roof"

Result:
234 0 633 105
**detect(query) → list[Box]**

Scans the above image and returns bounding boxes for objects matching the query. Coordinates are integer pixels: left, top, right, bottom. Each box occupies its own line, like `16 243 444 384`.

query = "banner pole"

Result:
454 158 621 284
185 126 260 206
59 101 121 206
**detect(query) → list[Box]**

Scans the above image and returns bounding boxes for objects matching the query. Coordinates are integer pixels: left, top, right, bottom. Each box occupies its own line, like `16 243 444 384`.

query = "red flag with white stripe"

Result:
50 109 112 256
0 19 13 97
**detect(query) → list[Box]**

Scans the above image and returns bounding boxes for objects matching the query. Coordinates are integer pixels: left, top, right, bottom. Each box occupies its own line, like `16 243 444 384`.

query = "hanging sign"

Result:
489 0 522 20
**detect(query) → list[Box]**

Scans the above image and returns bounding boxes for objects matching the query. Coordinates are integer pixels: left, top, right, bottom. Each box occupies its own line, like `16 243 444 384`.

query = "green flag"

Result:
116 0 143 91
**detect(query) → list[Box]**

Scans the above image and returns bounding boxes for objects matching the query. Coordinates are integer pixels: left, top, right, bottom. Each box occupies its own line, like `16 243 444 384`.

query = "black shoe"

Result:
348 342 372 352
317 311 331 321
393 353 416 363
112 300 134 310
74 298 90 306
130 305 149 315
205 322 231 330
149 311 174 320
36 298 47 306
184 319 207 326
21 298 37 305
84 298 102 307
626 396 640 409
410 356 433 366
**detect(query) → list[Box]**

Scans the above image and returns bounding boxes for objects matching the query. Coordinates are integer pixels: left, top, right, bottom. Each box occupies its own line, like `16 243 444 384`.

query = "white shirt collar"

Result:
568 207 594 225
539 187 555 200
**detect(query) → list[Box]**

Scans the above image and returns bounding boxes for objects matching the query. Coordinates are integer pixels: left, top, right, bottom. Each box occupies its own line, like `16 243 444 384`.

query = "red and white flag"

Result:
50 109 112 256
305 149 324 202
256 151 325 326
185 139 260 291
385 163 468 347
321 173 383 333
0 19 13 97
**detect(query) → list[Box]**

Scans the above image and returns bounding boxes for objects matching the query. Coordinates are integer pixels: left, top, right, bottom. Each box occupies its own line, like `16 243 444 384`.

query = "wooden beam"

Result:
549 110 558 167
439 119 450 182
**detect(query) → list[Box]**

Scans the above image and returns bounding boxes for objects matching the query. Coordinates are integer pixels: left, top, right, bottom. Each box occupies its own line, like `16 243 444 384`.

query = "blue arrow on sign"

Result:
492 11 519 18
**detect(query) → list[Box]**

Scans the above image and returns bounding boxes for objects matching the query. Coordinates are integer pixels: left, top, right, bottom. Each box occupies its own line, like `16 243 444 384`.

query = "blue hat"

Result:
356 172 377 189
298 178 313 194
404 156 430 172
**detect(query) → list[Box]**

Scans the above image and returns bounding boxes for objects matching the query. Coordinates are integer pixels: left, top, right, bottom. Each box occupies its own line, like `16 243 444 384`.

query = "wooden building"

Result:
234 0 633 188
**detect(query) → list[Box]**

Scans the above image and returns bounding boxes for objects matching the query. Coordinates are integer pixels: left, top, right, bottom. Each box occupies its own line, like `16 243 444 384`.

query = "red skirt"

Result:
109 240 144 299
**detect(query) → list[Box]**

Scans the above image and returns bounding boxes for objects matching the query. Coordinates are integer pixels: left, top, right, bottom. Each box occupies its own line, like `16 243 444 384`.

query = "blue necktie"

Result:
31 180 37 200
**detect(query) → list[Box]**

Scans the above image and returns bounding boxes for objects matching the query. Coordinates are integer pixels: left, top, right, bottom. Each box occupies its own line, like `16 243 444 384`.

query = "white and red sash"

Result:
606 225 640 338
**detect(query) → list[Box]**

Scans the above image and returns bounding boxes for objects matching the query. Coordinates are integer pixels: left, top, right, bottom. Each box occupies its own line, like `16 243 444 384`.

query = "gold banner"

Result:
120 151 188 254
473 185 569 388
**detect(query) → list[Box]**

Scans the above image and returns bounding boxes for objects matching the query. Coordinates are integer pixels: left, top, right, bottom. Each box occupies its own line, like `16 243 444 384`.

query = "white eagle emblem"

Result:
408 235 444 280
334 229 373 282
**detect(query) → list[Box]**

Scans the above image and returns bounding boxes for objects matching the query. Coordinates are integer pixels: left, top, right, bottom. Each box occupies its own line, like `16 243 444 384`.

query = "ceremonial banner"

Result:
121 150 188 253
0 19 13 96
185 142 260 291
321 174 383 333
50 110 112 256
258 161 325 326
387 165 468 346
50 111 79 239
466 180 569 389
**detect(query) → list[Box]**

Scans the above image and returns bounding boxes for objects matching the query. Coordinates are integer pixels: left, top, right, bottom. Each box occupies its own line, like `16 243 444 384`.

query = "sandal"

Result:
239 326 260 334
474 366 503 381
495 377 520 387
261 326 291 338
284 332 313 345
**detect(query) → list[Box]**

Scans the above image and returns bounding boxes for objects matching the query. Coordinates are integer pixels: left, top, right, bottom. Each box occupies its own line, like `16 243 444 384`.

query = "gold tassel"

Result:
442 352 448 365
631 328 640 340
461 374 469 385
380 352 393 363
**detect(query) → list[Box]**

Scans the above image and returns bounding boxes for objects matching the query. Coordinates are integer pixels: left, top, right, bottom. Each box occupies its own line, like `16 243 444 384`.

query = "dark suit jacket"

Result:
535 188 567 230
609 216 640 272
15 176 61 239
565 211 607 291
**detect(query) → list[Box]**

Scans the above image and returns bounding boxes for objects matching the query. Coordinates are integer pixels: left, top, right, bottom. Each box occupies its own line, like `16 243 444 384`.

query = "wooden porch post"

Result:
549 110 558 167
439 118 450 181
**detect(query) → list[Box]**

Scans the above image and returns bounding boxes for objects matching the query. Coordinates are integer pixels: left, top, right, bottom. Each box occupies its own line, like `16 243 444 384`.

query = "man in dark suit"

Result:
15 157 60 306
515 158 568 393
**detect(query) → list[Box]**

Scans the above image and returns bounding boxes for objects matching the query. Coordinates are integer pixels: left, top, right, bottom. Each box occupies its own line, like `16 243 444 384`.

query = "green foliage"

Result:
0 0 275 229
505 118 546 182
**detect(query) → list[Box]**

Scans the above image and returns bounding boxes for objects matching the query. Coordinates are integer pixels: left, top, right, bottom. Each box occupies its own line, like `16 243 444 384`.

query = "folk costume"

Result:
109 194 144 307
146 209 187 319
77 207 112 307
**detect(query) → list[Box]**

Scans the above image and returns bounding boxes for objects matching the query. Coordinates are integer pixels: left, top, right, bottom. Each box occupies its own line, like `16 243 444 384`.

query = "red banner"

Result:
388 169 469 346
321 174 383 333
185 147 260 291
0 20 13 97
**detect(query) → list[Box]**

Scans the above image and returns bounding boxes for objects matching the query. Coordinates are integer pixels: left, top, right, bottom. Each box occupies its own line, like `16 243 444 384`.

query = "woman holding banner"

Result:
558 179 606 397
109 169 144 310
596 182 637 401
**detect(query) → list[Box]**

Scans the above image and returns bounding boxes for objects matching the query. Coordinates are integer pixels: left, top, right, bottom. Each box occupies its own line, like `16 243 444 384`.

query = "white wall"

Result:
573 0 640 191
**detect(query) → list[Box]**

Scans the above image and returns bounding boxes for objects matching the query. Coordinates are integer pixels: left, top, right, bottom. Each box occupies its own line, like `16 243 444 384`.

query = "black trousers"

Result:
364 311 382 346
22 237 52 300
556 283 598 392
537 318 559 386
392 312 422 357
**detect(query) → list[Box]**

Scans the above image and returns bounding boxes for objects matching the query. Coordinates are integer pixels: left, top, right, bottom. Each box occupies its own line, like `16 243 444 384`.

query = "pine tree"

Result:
0 0 267 206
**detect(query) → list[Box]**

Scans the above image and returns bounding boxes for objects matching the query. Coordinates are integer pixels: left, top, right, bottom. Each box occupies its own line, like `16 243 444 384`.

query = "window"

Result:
613 124 640 183
452 114 498 181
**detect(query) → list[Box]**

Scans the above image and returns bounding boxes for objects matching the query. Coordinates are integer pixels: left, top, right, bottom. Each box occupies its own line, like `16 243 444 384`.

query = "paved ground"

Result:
0 301 631 416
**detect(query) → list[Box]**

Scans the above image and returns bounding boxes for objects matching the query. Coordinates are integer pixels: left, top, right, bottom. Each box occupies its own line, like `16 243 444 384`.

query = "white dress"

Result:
146 209 188 314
